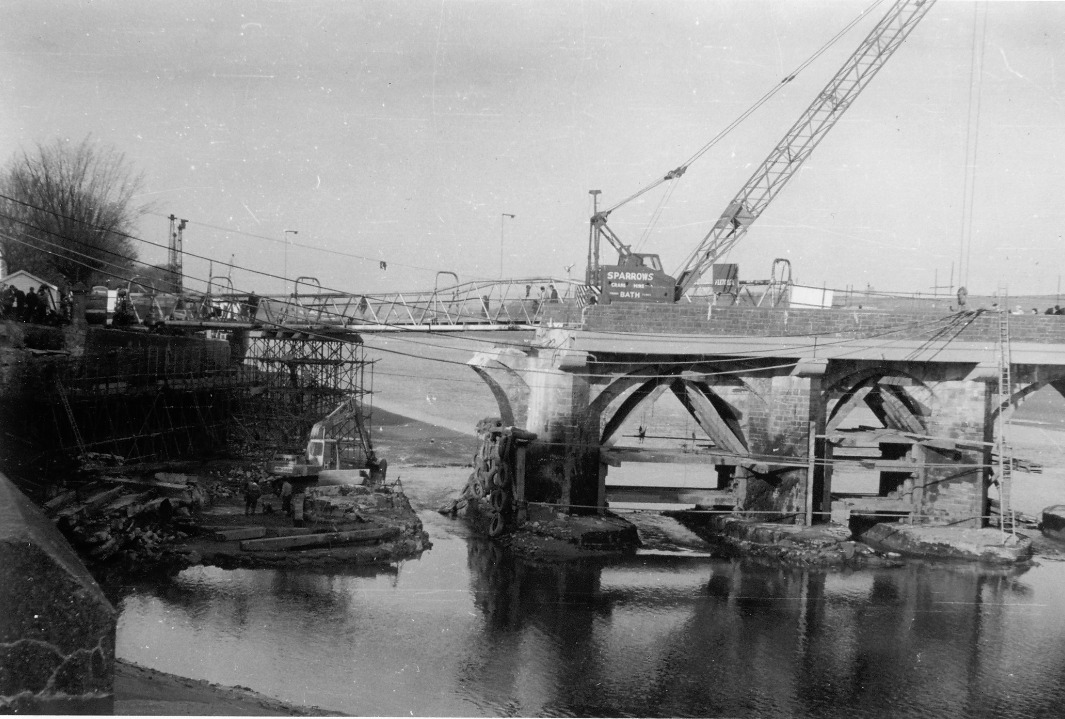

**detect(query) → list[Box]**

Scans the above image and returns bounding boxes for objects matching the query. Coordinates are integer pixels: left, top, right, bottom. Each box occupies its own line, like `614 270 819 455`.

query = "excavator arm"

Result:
673 0 936 300
307 396 377 470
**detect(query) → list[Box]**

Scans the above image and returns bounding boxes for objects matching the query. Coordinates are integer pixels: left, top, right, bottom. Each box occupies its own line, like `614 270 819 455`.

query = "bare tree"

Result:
0 136 144 286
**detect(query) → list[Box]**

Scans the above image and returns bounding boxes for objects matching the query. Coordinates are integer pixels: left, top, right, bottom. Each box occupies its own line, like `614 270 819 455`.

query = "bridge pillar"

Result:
738 372 823 524
470 345 599 512
919 379 991 528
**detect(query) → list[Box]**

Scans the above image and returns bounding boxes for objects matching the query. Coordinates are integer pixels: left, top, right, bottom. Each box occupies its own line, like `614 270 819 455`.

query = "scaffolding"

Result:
3 342 243 475
233 328 372 456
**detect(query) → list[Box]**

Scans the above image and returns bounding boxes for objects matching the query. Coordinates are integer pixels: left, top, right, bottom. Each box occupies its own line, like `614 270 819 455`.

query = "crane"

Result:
588 0 936 305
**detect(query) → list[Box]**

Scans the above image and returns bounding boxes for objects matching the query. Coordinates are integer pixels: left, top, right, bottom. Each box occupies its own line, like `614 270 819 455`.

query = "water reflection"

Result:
116 524 1065 718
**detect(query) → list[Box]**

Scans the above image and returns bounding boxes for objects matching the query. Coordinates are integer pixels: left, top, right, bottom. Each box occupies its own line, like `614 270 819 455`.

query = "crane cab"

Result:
598 253 676 304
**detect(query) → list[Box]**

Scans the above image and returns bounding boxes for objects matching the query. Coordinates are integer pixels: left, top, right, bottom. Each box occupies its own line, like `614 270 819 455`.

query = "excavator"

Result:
267 396 387 487
587 0 935 304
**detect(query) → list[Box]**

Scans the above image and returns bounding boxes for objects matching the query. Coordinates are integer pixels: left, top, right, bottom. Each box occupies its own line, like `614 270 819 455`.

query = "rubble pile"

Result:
47 476 206 573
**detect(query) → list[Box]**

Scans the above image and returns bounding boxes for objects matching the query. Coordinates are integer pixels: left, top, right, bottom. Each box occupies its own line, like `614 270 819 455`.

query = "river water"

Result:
113 493 1065 718
113 338 1065 716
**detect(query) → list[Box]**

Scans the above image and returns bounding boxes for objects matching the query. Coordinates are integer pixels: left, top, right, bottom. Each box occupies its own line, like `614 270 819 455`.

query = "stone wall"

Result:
0 474 116 713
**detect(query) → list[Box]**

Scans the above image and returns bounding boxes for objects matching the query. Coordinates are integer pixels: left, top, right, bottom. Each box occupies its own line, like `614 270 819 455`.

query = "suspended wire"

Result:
0 199 982 371
959 1 989 290
600 0 887 218
2 218 980 385
144 210 492 280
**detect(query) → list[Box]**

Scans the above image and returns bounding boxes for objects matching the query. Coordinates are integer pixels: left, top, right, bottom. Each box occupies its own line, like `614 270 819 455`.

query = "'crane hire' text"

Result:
606 271 655 282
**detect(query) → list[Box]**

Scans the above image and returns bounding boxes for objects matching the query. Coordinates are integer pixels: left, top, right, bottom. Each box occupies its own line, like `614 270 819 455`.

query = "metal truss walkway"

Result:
163 277 586 333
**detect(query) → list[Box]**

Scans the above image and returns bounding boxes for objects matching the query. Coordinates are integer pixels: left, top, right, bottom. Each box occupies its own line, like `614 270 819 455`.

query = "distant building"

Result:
1 270 58 311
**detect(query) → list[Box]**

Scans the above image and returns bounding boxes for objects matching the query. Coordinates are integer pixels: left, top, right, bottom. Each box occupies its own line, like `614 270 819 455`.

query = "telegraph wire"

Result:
0 200 983 369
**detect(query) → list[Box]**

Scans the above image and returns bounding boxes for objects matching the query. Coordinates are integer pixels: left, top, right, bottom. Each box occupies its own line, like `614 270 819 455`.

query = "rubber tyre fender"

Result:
488 511 506 537
489 488 507 512
471 478 485 498
491 465 507 488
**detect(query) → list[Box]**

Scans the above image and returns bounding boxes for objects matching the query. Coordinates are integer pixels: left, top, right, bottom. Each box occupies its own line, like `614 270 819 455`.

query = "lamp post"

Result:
500 213 515 279
283 229 298 294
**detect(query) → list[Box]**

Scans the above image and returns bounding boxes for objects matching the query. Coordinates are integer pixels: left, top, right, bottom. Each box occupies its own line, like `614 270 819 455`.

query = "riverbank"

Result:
115 660 343 716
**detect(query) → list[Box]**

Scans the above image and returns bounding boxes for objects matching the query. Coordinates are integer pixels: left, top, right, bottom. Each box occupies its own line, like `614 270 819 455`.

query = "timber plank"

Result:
240 526 398 552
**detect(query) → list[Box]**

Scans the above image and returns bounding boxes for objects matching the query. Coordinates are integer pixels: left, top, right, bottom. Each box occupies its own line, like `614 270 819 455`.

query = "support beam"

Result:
669 379 749 456
600 380 670 446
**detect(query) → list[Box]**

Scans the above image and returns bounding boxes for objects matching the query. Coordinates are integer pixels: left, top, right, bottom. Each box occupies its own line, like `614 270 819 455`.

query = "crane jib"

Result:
672 0 936 300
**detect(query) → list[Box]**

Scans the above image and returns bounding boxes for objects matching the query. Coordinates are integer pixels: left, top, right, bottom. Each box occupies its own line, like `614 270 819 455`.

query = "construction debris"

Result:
44 461 429 575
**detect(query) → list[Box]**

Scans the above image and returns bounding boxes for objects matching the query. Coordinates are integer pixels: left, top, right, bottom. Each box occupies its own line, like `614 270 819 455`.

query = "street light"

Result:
283 229 298 294
500 213 515 279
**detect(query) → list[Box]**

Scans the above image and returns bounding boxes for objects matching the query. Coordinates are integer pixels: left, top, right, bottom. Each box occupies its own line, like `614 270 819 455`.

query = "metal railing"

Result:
248 277 586 329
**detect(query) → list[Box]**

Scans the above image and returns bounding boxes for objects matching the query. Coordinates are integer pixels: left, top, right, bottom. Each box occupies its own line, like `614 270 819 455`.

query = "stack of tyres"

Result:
467 425 515 537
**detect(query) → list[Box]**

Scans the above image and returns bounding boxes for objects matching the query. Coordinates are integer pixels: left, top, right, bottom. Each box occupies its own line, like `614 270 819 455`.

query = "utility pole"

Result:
168 214 187 294
500 213 515 279
586 189 601 286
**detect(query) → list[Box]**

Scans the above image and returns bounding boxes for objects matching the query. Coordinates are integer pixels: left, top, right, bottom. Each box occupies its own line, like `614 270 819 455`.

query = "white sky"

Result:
2 0 1064 297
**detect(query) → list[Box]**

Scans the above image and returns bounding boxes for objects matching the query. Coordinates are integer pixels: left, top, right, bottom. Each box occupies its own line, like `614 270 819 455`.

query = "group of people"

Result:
243 476 303 526
1012 305 1065 315
524 284 561 304
0 283 72 324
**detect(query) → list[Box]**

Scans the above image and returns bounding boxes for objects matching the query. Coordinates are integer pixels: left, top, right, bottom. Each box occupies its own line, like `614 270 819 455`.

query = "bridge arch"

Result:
587 365 750 454
825 368 934 434
989 375 1065 424
469 359 529 428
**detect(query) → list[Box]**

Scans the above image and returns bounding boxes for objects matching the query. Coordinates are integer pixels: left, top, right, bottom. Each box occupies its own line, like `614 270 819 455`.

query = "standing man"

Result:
244 477 262 515
24 288 38 323
246 291 260 321
549 284 560 302
280 479 294 516
13 287 25 321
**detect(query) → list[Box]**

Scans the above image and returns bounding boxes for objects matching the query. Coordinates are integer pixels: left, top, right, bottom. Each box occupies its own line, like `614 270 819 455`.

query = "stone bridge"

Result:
470 304 1065 528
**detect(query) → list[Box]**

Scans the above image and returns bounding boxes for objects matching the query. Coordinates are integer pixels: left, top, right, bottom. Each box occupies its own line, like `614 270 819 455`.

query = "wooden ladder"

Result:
996 295 1015 537
55 378 86 456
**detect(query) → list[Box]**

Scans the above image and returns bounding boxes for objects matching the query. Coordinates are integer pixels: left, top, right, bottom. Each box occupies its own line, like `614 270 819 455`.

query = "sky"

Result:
2 0 1064 298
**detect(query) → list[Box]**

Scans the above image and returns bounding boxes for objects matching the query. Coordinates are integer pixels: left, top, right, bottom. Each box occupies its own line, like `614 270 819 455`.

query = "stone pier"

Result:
470 304 1065 528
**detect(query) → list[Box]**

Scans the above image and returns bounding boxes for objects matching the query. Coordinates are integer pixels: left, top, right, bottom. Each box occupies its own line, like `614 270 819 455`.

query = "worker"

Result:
59 288 72 322
638 425 646 443
291 490 305 527
12 287 25 321
549 284 559 302
525 284 531 298
280 479 293 516
246 291 260 321
243 477 262 515
37 284 51 323
0 285 14 318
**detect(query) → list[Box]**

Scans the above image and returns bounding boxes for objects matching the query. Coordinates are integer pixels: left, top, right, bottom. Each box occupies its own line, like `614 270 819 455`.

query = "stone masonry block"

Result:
0 474 116 714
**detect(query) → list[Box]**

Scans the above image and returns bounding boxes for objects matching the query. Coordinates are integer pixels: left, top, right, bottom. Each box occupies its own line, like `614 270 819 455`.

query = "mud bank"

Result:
115 660 344 716
668 511 1035 566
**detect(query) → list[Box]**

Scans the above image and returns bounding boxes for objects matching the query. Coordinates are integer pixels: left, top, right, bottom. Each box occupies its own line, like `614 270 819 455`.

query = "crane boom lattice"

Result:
673 0 936 299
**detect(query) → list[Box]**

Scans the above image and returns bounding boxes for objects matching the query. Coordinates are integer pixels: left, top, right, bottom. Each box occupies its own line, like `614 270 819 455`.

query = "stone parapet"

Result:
0 473 116 713
582 304 1065 344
